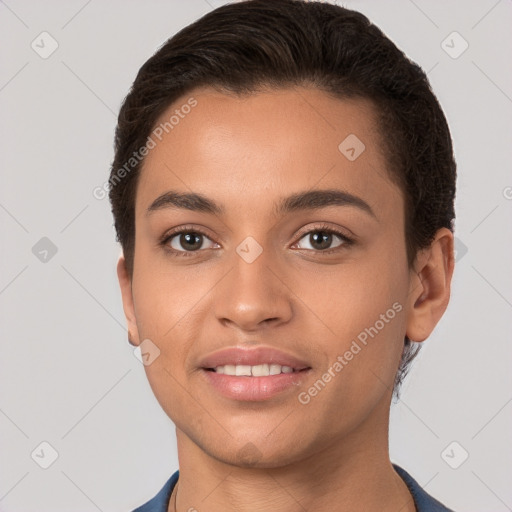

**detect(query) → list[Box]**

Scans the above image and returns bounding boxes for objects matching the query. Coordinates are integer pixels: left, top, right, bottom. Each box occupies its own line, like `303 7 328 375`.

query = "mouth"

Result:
203 364 310 376
198 345 312 400
200 365 312 401
198 345 311 372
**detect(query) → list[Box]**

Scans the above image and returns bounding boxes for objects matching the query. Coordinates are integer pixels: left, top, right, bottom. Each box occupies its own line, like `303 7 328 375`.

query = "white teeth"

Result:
223 365 235 375
235 365 252 376
269 364 281 375
212 364 297 376
252 364 269 376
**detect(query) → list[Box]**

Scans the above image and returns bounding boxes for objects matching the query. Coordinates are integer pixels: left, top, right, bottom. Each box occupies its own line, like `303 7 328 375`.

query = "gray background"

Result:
1 0 511 510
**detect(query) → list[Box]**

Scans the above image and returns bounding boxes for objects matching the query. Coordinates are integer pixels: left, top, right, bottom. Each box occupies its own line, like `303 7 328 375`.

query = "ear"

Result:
117 254 141 346
406 228 455 342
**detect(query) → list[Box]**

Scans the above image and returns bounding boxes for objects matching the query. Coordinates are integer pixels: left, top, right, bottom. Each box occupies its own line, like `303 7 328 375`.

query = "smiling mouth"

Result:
204 364 310 376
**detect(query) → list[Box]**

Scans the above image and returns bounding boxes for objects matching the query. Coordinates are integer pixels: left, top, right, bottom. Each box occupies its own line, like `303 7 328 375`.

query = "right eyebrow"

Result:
146 190 224 216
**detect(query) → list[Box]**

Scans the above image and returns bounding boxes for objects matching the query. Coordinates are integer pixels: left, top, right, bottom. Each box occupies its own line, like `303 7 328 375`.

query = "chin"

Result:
208 439 308 470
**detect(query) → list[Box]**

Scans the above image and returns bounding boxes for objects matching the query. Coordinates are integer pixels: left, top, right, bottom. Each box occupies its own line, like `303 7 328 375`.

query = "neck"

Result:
169 400 415 512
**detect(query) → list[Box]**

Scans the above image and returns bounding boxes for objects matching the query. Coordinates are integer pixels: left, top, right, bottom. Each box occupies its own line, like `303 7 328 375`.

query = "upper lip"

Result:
199 346 311 370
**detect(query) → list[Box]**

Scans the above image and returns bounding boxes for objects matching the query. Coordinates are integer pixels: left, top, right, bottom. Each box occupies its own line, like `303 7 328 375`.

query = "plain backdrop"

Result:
0 1 511 511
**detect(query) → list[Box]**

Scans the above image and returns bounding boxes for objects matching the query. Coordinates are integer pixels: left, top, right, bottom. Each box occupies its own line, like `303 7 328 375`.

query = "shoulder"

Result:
393 464 455 512
131 470 179 512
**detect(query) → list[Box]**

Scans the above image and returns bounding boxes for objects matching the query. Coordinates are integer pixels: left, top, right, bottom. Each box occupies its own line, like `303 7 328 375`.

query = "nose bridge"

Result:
214 236 292 329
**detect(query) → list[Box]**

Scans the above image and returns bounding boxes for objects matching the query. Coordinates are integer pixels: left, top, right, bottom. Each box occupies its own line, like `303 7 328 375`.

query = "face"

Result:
119 86 432 468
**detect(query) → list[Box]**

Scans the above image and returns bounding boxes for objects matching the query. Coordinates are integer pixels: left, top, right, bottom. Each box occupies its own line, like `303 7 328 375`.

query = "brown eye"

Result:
296 229 349 252
173 232 203 251
163 229 217 254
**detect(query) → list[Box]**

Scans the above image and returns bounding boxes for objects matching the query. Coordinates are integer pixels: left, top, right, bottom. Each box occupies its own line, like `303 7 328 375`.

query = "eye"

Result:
160 227 217 256
160 223 354 258
294 226 354 253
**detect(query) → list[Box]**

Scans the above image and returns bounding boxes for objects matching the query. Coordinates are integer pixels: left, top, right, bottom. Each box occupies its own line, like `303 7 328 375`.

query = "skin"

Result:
117 86 454 512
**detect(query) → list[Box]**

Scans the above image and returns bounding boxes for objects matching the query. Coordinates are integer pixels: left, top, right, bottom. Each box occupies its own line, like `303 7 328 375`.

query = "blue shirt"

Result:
132 464 454 511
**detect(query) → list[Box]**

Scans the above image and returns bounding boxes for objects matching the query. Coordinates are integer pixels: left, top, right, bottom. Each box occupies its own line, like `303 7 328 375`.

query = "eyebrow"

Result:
146 188 376 219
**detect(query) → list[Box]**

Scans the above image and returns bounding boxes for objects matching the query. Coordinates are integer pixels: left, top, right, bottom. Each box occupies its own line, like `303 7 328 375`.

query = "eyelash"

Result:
159 223 355 258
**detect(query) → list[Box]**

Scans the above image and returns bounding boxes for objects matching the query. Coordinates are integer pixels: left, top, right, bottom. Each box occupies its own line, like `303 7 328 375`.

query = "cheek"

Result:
297 242 409 395
294 248 407 346
131 251 203 337
130 262 205 423
130 251 216 372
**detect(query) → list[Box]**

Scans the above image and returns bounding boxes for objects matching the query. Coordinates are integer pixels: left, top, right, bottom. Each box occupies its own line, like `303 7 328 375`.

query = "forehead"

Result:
136 86 402 222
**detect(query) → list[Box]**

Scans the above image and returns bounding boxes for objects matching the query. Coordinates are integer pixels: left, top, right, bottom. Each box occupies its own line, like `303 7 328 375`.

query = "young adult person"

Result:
109 1 457 510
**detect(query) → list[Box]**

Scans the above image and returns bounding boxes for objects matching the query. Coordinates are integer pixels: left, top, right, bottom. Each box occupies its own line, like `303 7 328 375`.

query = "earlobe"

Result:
117 255 141 346
405 228 455 342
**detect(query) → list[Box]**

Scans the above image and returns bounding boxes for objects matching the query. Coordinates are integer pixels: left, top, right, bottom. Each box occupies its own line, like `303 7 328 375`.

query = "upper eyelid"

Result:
163 224 350 239
161 225 216 243
295 223 354 240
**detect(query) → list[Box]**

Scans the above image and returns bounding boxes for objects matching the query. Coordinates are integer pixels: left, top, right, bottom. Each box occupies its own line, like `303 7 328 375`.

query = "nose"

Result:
212 244 293 332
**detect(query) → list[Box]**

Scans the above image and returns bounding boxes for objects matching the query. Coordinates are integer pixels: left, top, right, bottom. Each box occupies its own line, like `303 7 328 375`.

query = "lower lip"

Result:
201 368 311 401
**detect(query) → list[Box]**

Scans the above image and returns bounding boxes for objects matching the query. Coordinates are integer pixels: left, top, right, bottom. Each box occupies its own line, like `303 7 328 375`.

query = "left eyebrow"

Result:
275 188 376 219
145 188 377 219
